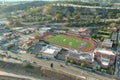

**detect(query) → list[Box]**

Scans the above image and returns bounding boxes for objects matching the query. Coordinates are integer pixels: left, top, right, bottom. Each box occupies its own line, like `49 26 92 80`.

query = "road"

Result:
1 50 114 80
115 30 120 77
52 3 120 10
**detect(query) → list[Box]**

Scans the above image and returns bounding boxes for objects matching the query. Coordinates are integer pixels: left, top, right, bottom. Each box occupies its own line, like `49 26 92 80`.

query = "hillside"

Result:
0 1 49 15
8 3 120 27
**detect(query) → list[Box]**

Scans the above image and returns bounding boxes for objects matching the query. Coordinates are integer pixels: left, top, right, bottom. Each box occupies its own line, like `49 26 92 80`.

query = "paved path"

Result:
1 51 115 80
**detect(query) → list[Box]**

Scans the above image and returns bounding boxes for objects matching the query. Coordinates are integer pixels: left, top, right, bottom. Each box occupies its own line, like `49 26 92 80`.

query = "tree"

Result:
91 34 97 39
73 13 80 21
99 36 104 41
94 16 100 24
113 41 118 48
66 16 70 22
92 66 97 71
108 67 114 75
70 59 74 64
102 27 107 31
108 12 113 19
25 63 34 69
42 5 52 15
101 69 106 73
110 22 116 27
65 59 69 62
80 62 86 67
9 20 14 25
55 13 63 22
116 13 120 19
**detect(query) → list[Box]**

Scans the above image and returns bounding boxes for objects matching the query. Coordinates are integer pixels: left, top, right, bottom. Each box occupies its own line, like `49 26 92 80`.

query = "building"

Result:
3 32 12 38
78 28 91 36
111 32 117 41
4 42 15 49
0 36 4 41
81 0 112 3
20 35 38 50
39 27 51 35
102 38 113 48
94 48 116 68
22 40 33 50
40 45 61 59
107 27 117 32
81 0 95 2
65 52 94 67
49 28 67 34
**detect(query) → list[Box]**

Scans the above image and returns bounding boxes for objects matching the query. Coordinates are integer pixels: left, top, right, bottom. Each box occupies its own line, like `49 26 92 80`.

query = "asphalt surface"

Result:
115 30 120 77
0 50 114 80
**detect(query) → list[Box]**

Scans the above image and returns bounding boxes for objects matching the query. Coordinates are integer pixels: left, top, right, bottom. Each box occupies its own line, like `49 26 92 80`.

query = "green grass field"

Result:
46 35 91 50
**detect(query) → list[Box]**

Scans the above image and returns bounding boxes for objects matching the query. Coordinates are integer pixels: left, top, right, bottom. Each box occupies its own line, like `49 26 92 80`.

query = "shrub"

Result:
25 63 34 69
65 59 69 62
80 62 86 67
70 60 74 64
113 41 119 48
101 69 106 73
92 66 97 71
99 36 104 41
91 34 97 39
108 69 114 75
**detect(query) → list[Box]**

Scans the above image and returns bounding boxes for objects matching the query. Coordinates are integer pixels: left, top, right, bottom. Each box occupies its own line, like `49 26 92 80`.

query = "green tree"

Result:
42 5 52 15
25 63 34 69
108 12 113 19
66 16 70 22
113 41 118 48
65 59 69 62
116 13 120 19
110 22 116 27
92 66 97 71
94 16 100 24
101 69 106 73
55 13 63 22
91 34 97 39
70 59 74 64
73 13 80 21
80 62 86 67
99 36 104 41
108 67 114 75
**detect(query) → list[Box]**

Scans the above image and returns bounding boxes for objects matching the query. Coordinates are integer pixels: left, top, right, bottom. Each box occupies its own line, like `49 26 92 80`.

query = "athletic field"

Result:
45 34 93 52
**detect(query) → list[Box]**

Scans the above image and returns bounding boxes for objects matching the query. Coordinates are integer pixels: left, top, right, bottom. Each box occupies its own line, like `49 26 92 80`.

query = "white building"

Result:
41 45 61 59
39 27 51 35
102 38 113 48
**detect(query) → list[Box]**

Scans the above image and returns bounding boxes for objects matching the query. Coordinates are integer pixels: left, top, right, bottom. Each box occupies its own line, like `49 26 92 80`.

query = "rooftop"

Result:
101 57 110 66
42 45 61 55
95 49 115 56
66 52 94 62
102 38 113 47
43 48 56 55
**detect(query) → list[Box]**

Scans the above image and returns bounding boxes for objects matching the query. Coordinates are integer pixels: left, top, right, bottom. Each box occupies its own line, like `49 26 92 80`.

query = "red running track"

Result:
42 33 95 52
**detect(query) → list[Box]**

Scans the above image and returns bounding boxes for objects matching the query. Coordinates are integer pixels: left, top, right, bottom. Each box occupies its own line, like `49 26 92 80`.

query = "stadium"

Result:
42 33 95 52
